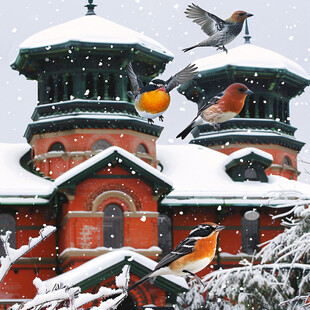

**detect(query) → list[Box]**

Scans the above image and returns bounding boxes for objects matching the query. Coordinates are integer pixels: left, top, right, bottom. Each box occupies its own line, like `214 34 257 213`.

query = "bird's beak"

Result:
246 13 254 18
245 89 254 95
215 225 225 232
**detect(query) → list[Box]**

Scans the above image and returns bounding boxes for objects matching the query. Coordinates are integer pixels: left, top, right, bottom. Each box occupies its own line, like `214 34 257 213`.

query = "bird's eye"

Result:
238 88 245 92
238 13 244 16
206 227 211 230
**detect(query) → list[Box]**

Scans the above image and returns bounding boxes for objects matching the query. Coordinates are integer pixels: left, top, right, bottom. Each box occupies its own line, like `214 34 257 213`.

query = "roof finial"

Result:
85 0 97 16
244 19 251 44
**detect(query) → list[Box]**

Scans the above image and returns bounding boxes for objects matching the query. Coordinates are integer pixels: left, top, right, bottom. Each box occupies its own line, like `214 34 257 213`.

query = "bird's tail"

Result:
176 121 196 140
126 272 153 293
182 45 198 53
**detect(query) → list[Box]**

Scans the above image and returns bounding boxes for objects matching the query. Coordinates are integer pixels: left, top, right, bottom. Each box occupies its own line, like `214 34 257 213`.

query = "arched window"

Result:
108 74 116 99
57 75 64 102
241 211 260 255
48 142 65 152
244 167 259 181
47 76 54 103
92 140 112 152
137 144 148 154
158 214 172 256
0 214 16 257
67 74 73 100
85 73 94 99
283 156 292 166
103 204 123 248
97 74 104 100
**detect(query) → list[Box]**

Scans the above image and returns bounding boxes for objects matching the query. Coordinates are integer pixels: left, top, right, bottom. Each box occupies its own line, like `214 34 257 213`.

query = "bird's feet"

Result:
211 123 221 131
216 46 228 54
158 115 164 122
148 119 154 124
184 270 205 293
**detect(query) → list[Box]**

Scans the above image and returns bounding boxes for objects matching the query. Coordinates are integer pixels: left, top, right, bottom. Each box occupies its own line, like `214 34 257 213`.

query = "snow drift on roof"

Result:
194 44 310 80
19 15 173 58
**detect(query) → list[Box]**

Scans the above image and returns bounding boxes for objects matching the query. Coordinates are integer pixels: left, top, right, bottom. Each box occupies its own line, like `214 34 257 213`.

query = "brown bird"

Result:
176 83 253 139
183 4 253 53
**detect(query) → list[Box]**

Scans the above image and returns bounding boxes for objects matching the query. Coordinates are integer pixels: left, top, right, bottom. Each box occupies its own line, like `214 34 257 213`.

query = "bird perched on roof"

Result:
127 62 198 124
176 83 253 139
183 4 253 53
125 222 224 293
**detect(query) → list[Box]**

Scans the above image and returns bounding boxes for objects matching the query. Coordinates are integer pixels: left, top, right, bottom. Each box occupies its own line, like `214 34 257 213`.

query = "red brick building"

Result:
0 3 309 310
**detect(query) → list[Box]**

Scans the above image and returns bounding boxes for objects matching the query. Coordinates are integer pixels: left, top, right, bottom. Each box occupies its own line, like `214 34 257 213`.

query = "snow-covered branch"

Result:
0 225 56 283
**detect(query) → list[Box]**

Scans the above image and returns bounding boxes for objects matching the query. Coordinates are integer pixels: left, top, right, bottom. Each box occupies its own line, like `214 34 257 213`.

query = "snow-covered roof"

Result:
194 44 310 80
19 14 173 58
0 144 55 203
43 249 188 290
157 144 310 206
54 146 172 188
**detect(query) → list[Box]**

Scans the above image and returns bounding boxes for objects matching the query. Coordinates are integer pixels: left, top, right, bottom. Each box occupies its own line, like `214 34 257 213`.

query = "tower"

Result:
178 22 310 180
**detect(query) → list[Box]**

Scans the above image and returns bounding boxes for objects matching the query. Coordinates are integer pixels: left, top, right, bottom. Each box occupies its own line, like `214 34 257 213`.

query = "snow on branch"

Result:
0 225 56 283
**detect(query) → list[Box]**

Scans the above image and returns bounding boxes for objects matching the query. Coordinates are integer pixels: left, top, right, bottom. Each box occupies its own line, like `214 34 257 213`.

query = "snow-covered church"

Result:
1 2 310 309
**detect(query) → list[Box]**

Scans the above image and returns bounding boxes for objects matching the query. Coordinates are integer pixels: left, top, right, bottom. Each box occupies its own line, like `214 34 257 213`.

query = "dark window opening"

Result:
103 204 123 248
108 74 116 100
258 97 265 118
137 144 148 154
278 101 283 122
67 74 73 100
249 99 255 118
47 76 54 103
92 140 112 151
97 74 104 100
158 214 172 256
283 156 292 166
0 214 16 257
85 73 94 99
241 213 260 255
273 99 278 120
244 167 259 181
48 142 65 152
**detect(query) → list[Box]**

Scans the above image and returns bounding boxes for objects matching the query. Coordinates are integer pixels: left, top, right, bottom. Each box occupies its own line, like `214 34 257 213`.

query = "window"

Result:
48 142 65 152
0 214 16 257
244 167 259 181
158 214 172 256
103 204 123 248
67 74 73 100
57 75 64 102
92 139 112 151
108 74 116 99
47 76 54 103
85 73 94 99
137 144 148 154
97 74 104 100
283 156 292 166
241 211 260 255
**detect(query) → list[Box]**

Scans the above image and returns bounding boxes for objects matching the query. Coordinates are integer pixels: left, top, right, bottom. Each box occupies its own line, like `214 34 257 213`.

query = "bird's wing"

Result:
165 64 198 93
197 91 224 115
185 4 226 36
155 238 197 270
127 63 143 96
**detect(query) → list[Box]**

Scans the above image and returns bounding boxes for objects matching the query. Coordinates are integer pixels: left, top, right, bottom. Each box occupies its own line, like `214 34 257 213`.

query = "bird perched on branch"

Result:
176 83 253 139
183 4 253 53
127 62 198 124
126 222 224 292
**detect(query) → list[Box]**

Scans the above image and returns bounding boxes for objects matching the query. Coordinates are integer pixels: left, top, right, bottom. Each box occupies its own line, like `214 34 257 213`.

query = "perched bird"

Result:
176 83 253 139
126 222 224 292
183 4 253 53
127 62 198 123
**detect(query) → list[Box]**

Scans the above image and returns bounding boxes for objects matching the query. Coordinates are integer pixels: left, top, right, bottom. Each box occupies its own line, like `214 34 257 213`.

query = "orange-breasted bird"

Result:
125 222 224 292
176 83 253 139
183 4 253 53
127 62 198 124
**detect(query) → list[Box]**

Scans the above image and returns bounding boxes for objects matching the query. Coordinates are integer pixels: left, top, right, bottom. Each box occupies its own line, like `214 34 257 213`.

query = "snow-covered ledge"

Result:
59 246 162 260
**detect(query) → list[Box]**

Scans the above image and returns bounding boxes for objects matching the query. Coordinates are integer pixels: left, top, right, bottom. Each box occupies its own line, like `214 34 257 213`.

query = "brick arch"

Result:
84 184 142 212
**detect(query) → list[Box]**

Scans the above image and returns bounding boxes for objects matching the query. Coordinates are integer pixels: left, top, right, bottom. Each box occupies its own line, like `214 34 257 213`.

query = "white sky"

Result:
0 0 309 183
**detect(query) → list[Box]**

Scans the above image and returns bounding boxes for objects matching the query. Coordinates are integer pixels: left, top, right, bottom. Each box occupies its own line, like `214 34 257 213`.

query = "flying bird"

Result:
127 62 198 123
125 222 224 292
176 83 253 139
183 4 253 53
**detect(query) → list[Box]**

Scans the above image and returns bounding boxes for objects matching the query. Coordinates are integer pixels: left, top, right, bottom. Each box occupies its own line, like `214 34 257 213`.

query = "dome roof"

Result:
19 14 173 58
194 44 310 80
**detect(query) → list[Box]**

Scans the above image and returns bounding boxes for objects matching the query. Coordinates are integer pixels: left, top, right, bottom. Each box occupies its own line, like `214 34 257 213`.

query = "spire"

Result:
243 19 251 44
85 0 97 16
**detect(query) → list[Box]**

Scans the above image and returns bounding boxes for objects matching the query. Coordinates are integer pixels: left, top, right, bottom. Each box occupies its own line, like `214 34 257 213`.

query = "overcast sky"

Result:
0 0 309 183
